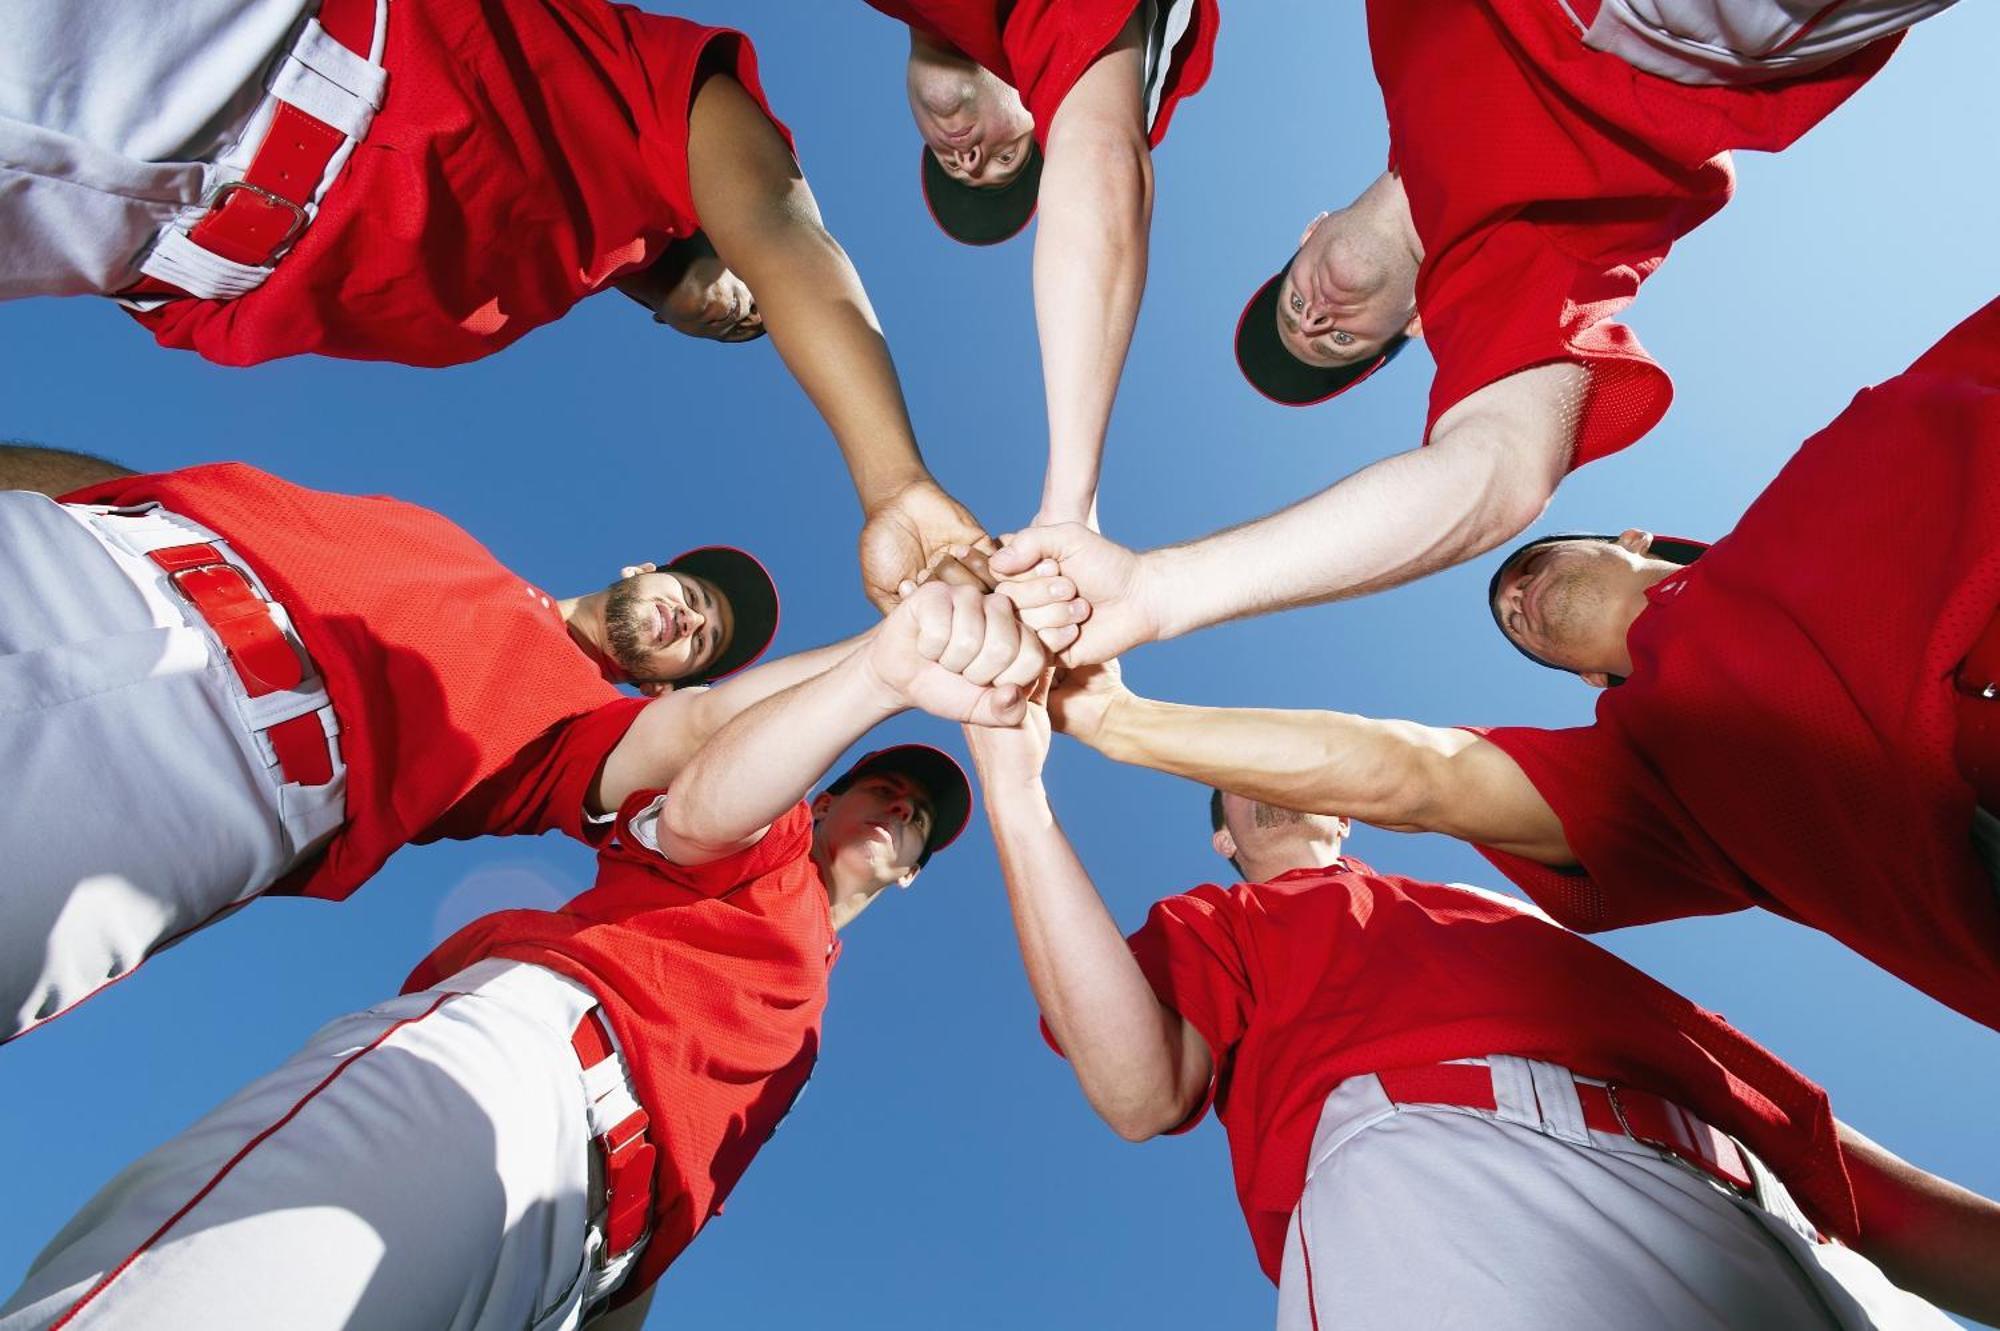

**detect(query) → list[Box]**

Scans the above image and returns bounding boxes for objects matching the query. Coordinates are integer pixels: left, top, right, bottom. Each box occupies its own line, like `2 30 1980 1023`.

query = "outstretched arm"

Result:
0 442 136 497
657 582 1044 863
992 363 1583 663
687 71 988 610
1031 15 1153 527
965 702 1211 1140
1049 663 1572 864
1839 1122 2000 1323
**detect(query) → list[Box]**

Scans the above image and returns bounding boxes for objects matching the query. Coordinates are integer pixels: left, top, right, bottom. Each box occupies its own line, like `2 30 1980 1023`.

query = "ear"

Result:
619 562 657 580
811 791 834 818
637 680 672 698
1211 827 1237 861
1333 816 1353 839
1579 670 1614 690
893 865 921 891
1298 211 1329 249
1402 311 1423 340
1615 529 1652 555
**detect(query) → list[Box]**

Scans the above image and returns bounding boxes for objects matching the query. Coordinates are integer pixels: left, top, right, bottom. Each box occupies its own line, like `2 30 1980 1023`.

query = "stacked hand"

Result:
859 478 995 613
868 581 1047 727
988 523 1160 666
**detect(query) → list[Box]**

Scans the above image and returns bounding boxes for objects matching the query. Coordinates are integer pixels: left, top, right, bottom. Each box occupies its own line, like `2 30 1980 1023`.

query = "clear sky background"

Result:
3 3 1998 1327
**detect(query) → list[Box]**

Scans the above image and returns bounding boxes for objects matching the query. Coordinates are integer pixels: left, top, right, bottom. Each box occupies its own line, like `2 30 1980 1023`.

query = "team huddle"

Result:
2 0 1996 1328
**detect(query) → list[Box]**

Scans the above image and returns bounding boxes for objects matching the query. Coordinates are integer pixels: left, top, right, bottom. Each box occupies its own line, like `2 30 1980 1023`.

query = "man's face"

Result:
816 773 935 889
656 251 765 343
906 64 1036 188
1491 539 1635 670
602 569 734 686
1275 213 1419 369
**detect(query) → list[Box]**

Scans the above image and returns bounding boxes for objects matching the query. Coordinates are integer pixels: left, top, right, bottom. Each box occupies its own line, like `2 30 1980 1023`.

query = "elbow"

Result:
1043 120 1154 227
1430 424 1564 559
1090 1086 1191 1143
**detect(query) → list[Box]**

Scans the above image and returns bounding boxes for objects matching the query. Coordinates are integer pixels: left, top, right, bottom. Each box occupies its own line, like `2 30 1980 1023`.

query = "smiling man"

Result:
0 578 1038 1330
1 0 989 608
861 0 1219 526
0 448 824 1044
991 0 1958 666
1034 298 2000 1031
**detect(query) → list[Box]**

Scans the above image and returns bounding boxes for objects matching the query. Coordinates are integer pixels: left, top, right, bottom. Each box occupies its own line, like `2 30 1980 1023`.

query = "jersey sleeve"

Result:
1037 884 1252 1134
597 792 814 899
1000 0 1144 143
1470 723 1751 930
423 697 649 846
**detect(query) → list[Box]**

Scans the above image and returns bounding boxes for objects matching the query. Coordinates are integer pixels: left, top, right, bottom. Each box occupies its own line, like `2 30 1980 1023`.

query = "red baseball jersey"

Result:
1374 0 1895 468
1475 298 2000 1030
1079 863 1854 1282
864 0 1219 149
65 464 644 899
408 797 835 1300
132 5 792 366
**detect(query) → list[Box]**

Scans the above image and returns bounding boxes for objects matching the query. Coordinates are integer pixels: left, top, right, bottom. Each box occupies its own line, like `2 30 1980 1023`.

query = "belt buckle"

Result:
206 179 310 249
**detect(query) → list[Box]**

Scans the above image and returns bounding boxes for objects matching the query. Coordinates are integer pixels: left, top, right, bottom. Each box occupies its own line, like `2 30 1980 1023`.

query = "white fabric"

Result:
0 960 620 1331
1139 0 1199 132
0 0 386 300
1569 0 1958 85
1274 1059 1955 1330
0 492 344 1040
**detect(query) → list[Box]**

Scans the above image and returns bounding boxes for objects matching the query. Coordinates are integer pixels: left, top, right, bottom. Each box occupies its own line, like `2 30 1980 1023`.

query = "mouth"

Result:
652 603 687 647
940 124 975 145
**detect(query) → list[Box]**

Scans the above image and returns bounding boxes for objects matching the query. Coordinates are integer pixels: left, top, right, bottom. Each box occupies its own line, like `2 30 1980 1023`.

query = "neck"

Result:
1354 170 1423 267
811 841 883 933
557 591 614 674
1241 840 1345 884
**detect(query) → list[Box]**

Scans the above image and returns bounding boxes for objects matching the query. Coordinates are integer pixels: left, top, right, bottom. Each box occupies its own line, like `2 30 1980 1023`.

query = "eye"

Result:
1289 293 1305 314
1332 331 1355 346
998 150 1015 164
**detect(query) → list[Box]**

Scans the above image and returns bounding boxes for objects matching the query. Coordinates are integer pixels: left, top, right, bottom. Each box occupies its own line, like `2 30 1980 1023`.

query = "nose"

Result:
887 794 915 825
685 604 706 635
1298 304 1336 337
954 143 981 174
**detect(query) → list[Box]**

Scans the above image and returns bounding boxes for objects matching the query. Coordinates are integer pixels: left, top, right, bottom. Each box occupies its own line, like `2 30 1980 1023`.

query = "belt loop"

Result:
1527 1061 1591 1144
1485 1055 1542 1129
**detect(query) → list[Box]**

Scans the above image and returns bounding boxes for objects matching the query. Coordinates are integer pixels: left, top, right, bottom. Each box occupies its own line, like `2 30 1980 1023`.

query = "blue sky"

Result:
3 3 1997 1327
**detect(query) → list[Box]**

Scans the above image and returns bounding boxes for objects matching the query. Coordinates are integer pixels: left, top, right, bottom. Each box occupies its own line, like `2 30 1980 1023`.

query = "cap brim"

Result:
920 142 1041 247
1234 265 1408 407
665 546 780 685
838 743 972 861
1486 533 1710 671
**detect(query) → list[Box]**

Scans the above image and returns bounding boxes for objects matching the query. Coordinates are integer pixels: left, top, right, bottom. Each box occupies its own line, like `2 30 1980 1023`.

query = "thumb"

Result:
963 683 1027 729
990 528 1061 576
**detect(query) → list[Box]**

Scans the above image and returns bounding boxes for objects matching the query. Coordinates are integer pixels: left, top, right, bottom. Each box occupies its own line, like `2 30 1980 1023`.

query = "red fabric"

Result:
864 0 1219 150
131 4 791 367
63 464 642 899
1371 0 1895 467
1474 298 2000 1031
408 798 833 1301
1094 863 1852 1283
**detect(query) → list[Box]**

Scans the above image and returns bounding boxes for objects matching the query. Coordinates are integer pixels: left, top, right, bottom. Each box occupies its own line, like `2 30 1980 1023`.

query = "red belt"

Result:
123 0 377 300
1376 1062 1754 1193
572 1010 656 1264
149 543 335 789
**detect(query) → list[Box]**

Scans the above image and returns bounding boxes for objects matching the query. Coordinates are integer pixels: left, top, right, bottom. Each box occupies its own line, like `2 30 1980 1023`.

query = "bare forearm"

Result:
664 653 899 852
1142 367 1579 639
1032 47 1152 523
595 631 872 811
0 442 135 497
984 779 1199 1139
688 77 931 511
1840 1122 2000 1322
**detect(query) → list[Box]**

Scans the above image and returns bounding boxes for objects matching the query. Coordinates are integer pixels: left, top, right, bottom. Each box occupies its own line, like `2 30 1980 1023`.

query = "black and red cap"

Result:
1234 255 1410 407
827 743 972 866
920 141 1043 246
1486 533 1709 673
661 545 780 685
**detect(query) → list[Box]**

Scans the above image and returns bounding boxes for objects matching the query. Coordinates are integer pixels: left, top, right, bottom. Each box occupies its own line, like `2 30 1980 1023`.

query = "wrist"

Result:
857 467 938 515
1087 692 1148 761
846 645 920 719
982 773 1051 816
1138 545 1208 642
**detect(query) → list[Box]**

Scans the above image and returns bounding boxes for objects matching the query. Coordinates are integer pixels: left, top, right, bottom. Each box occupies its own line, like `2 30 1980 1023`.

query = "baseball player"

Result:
860 0 1219 525
1 0 988 607
1036 296 2000 1030
988 0 1958 666
0 578 1040 1330
0 446 835 1044
964 703 1996 1328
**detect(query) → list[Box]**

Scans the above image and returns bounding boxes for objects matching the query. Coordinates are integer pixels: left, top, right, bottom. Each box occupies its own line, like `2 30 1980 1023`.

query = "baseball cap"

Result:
920 141 1043 246
1486 533 1710 673
827 743 973 866
1233 254 1410 407
661 545 780 685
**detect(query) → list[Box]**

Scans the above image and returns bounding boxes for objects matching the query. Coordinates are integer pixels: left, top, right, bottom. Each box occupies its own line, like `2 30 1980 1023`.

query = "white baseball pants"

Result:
1275 1057 1954 1331
1571 0 1957 85
0 960 634 1330
0 491 344 1041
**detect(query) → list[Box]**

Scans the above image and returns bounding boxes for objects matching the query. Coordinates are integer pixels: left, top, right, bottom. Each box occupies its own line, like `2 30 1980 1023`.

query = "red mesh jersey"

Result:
1079 865 1852 1282
1476 298 2000 1031
864 0 1219 150
1373 0 1894 467
133 5 792 366
408 799 834 1302
66 464 642 900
